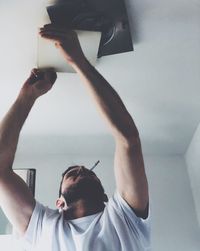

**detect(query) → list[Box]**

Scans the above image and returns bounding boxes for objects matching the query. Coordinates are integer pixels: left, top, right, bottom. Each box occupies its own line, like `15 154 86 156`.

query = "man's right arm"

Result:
0 69 56 235
0 96 36 236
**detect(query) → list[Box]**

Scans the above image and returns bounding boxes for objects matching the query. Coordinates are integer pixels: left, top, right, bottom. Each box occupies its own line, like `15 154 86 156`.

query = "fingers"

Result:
27 69 41 85
27 68 57 85
39 24 82 64
41 24 70 33
39 32 64 42
31 68 38 76
39 24 67 37
40 33 63 42
39 28 65 43
39 24 77 41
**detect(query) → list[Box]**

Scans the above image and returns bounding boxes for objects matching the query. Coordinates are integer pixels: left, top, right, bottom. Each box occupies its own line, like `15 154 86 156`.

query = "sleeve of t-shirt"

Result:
110 191 151 245
19 201 46 249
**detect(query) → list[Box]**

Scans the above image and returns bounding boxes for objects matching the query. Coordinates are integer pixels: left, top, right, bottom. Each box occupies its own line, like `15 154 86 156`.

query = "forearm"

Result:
0 92 36 169
73 59 139 143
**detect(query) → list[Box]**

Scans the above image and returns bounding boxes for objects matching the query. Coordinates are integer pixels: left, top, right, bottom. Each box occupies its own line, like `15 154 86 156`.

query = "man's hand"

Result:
20 68 57 99
39 24 86 66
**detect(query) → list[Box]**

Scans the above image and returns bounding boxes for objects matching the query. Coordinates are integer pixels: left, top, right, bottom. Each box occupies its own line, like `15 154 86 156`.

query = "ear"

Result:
56 198 65 210
103 193 108 202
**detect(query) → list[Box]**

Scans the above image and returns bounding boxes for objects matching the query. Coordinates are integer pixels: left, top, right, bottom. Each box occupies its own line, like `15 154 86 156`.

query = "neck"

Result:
63 199 104 220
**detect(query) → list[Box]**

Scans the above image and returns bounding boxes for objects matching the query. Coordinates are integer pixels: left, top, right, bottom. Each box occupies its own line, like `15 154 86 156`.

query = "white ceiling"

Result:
0 0 200 155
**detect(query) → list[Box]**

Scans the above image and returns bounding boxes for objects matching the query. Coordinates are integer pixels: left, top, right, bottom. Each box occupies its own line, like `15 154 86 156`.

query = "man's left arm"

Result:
70 60 149 218
76 62 149 219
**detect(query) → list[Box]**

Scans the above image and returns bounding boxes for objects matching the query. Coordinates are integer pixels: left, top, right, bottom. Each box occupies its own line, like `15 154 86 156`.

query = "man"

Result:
0 24 150 250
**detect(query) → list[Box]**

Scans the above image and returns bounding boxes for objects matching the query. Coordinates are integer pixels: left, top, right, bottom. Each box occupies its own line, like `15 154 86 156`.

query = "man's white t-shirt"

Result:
20 192 151 251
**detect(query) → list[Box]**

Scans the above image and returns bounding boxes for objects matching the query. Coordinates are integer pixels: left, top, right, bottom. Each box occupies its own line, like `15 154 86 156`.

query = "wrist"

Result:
18 89 37 106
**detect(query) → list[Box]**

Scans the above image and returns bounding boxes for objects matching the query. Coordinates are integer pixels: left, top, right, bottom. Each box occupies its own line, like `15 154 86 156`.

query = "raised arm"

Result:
0 69 57 235
40 25 149 218
74 62 149 218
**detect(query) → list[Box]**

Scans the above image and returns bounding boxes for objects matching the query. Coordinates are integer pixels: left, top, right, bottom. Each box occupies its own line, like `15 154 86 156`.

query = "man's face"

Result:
60 166 105 205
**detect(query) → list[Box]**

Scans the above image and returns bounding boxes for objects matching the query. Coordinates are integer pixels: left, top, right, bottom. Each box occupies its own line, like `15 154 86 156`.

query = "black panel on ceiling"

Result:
46 0 133 57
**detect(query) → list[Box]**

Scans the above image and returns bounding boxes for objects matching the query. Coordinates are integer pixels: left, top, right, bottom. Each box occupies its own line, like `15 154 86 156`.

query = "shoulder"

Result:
32 201 61 224
105 191 151 227
18 201 61 245
101 192 151 249
22 201 60 237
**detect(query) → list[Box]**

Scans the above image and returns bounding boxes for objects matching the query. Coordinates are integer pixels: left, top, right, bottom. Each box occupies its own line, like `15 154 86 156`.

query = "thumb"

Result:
25 69 43 85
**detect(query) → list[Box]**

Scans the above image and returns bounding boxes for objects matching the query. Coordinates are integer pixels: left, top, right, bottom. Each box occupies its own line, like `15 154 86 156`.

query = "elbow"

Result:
0 167 13 182
112 115 140 147
125 133 141 148
0 151 15 171
115 129 141 148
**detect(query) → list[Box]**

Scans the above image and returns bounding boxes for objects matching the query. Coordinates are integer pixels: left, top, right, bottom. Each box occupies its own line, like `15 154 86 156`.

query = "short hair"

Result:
58 165 96 197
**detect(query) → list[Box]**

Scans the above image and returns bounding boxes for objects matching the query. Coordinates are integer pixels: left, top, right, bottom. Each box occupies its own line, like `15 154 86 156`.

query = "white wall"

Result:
145 155 200 251
185 123 200 228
